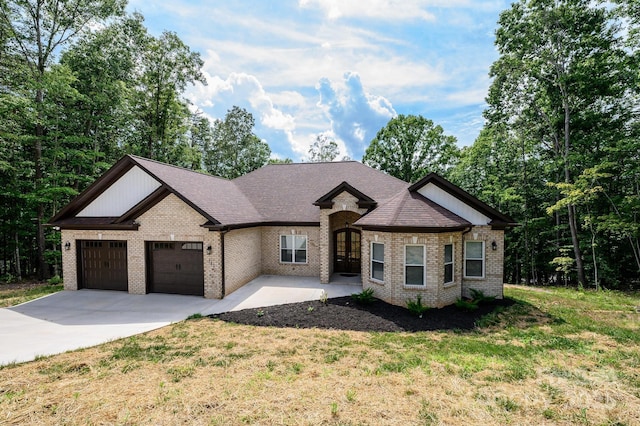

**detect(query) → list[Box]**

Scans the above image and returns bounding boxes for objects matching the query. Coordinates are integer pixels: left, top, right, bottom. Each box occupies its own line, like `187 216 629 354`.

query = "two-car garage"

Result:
77 240 204 296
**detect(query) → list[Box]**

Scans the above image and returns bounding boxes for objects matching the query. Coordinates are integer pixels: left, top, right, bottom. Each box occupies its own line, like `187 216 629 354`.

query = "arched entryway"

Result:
333 228 361 274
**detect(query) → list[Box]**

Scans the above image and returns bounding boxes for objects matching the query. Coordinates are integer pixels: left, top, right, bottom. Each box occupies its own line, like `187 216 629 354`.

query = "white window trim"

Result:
404 244 426 287
444 243 454 285
280 234 308 264
370 242 384 283
464 240 485 279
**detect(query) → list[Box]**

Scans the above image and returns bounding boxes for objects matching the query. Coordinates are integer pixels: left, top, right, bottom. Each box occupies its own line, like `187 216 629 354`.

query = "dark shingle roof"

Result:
354 190 471 230
132 156 263 225
233 161 409 223
50 156 513 231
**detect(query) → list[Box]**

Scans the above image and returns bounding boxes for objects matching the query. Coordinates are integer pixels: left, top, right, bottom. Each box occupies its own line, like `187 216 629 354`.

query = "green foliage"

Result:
406 294 429 317
469 289 495 305
307 134 339 162
363 114 460 182
351 287 376 305
455 298 479 311
47 275 63 285
204 106 270 178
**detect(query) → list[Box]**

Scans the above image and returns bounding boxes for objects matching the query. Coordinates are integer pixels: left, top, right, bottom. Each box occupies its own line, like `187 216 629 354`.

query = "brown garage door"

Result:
78 240 128 291
147 242 204 296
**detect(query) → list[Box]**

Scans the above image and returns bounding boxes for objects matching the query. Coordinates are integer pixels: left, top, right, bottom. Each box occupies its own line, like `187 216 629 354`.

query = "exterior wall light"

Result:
206 245 212 255
491 241 498 251
64 241 71 251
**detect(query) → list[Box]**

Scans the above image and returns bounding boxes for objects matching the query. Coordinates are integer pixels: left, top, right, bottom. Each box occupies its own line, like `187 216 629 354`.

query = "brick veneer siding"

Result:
361 226 504 308
261 226 320 276
60 194 222 299
319 192 368 283
223 227 262 295
461 226 504 300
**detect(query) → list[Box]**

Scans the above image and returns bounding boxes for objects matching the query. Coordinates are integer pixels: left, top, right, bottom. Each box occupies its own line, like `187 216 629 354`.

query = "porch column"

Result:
319 211 330 284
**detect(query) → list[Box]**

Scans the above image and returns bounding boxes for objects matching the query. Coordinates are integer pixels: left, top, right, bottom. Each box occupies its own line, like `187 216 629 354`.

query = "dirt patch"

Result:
212 296 515 332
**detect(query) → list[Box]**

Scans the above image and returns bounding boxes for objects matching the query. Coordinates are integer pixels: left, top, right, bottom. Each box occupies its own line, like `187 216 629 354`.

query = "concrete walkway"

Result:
0 276 361 365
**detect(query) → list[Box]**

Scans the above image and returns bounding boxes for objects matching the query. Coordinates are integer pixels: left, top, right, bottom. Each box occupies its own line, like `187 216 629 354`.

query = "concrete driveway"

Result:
0 275 360 365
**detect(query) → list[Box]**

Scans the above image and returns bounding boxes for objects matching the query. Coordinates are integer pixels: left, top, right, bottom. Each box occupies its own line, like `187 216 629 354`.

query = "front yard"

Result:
1 286 639 425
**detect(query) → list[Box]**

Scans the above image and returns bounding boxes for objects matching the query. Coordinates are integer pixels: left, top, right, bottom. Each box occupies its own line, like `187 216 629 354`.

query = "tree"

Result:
204 106 271 179
307 134 339 162
268 158 293 164
0 0 125 278
127 28 205 162
486 0 635 287
362 115 459 183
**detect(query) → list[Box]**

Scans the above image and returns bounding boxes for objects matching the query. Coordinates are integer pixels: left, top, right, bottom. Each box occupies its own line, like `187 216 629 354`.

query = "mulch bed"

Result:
211 296 515 332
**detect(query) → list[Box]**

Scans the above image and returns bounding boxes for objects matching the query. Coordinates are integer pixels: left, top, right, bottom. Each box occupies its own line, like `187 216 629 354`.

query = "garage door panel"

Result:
148 242 204 296
79 240 128 291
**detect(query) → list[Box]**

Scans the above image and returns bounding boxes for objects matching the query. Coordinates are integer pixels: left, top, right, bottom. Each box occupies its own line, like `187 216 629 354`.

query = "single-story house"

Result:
49 155 515 308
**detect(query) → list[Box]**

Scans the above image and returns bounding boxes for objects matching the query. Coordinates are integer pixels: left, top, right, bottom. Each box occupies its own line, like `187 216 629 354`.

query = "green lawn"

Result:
1 285 639 425
0 283 63 308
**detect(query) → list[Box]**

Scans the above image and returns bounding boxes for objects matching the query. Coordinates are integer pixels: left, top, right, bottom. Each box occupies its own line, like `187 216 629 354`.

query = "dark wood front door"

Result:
147 242 204 296
333 228 361 274
79 240 128 291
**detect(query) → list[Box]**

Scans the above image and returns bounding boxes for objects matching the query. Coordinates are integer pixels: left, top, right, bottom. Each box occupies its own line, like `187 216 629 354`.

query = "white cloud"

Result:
299 0 436 21
316 72 396 159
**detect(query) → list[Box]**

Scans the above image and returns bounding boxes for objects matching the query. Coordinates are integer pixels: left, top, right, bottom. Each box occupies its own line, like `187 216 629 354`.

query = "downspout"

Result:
220 228 228 298
460 226 473 300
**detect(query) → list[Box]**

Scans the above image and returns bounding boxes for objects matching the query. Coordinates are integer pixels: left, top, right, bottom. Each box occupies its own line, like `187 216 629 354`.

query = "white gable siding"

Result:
77 166 161 217
417 183 490 225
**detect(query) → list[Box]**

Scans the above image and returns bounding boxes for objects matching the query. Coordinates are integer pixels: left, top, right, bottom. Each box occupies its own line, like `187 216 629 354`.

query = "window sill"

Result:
463 276 485 280
443 281 457 288
403 284 426 290
368 278 384 286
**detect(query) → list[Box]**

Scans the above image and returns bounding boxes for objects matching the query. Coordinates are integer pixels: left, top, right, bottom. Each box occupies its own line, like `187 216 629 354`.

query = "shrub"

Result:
351 287 376 305
406 295 429 317
47 275 63 285
455 298 479 311
469 288 495 305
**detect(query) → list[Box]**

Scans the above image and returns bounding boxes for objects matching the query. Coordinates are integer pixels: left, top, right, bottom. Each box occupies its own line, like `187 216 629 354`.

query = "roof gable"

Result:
313 181 377 210
354 190 471 231
408 173 516 227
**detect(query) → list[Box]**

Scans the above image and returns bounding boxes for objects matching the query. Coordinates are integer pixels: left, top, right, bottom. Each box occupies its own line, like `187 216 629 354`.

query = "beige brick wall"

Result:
362 226 504 308
60 194 223 299
261 226 320 276
223 227 262 295
319 192 368 283
461 226 504 299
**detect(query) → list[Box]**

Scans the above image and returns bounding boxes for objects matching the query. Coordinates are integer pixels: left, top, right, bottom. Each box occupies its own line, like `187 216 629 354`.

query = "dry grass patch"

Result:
1 287 640 425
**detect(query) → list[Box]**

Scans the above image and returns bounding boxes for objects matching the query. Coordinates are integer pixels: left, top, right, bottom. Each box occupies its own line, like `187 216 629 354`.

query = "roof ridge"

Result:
128 154 231 182
388 190 410 224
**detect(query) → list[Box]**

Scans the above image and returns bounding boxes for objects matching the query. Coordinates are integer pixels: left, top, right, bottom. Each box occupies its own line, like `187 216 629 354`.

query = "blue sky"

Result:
127 0 511 161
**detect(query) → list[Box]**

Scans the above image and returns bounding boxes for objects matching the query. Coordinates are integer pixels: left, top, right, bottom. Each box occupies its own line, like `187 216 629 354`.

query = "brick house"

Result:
49 155 515 308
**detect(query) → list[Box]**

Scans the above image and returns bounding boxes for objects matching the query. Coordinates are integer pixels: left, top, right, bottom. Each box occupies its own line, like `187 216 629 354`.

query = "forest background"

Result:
1 0 639 290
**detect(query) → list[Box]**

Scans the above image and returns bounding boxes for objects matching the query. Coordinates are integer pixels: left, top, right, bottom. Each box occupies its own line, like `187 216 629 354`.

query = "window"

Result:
181 242 203 250
371 242 384 282
405 245 425 286
444 244 454 284
464 241 484 278
280 235 307 264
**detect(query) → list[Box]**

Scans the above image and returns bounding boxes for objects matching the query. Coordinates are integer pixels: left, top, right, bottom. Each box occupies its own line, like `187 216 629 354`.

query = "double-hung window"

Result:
464 241 484 278
444 244 454 284
281 235 307 264
405 245 425 286
371 242 384 282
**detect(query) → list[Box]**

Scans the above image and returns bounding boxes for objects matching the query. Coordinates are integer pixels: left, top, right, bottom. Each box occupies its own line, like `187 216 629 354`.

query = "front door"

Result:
333 228 361 274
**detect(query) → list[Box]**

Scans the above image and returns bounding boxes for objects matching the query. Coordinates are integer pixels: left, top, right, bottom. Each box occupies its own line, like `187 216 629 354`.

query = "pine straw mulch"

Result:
212 296 515 332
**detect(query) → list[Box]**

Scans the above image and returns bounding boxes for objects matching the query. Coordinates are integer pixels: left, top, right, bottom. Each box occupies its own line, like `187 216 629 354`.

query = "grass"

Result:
0 283 63 308
1 285 639 424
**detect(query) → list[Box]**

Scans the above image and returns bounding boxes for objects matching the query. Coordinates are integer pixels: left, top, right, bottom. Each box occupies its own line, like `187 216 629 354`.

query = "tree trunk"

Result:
562 95 585 287
35 87 49 280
